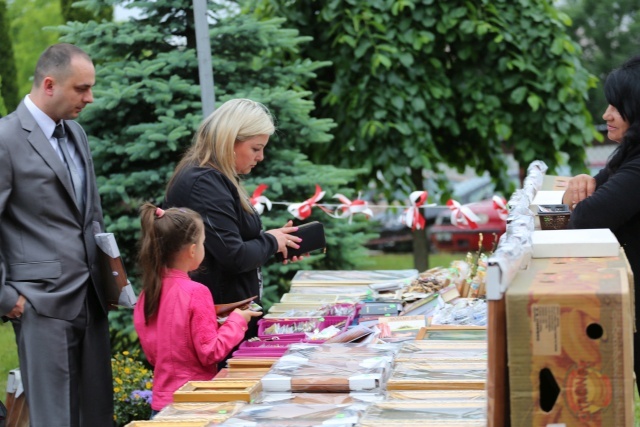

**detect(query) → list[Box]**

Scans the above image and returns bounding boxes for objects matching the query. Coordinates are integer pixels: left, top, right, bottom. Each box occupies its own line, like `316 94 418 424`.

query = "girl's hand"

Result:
232 307 262 324
266 220 302 262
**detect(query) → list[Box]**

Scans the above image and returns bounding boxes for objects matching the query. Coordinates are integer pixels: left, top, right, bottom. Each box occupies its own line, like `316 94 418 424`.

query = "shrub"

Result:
111 350 153 426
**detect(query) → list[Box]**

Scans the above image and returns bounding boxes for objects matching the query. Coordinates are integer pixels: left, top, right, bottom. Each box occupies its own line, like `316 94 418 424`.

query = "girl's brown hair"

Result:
137 202 203 321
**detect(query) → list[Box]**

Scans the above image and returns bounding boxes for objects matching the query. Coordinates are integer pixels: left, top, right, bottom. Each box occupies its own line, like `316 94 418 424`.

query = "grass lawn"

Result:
0 321 18 395
361 251 460 271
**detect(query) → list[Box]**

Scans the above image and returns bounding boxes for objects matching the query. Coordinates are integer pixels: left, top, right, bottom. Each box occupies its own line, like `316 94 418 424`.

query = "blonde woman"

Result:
165 98 301 340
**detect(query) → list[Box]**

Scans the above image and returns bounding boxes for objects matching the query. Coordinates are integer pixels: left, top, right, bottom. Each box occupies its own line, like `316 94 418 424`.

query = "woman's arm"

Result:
569 159 640 231
190 171 278 273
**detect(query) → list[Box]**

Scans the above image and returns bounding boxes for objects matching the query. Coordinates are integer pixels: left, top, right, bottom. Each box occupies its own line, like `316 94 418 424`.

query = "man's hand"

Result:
5 294 26 319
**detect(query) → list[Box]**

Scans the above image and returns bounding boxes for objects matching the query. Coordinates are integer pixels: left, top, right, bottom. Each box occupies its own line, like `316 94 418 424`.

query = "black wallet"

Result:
275 221 326 261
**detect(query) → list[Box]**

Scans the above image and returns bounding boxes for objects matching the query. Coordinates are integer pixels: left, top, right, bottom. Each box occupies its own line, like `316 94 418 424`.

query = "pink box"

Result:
232 349 288 358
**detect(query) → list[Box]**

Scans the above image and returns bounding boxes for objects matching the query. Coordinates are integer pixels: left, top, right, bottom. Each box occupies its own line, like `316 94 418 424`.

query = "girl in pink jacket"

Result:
133 203 261 414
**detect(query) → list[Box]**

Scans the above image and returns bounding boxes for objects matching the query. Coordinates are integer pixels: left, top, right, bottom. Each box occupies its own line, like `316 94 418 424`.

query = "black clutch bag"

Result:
275 221 326 261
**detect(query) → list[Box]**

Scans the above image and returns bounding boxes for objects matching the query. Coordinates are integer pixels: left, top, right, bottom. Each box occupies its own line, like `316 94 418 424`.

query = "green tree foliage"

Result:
254 0 599 269
7 0 61 97
0 0 18 111
60 0 112 23
61 0 374 352
0 76 7 117
254 0 598 187
559 0 640 122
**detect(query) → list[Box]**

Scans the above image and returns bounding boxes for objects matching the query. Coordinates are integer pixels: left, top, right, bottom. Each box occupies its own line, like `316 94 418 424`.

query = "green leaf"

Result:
354 40 371 58
510 86 528 104
398 52 414 67
550 37 564 55
527 94 542 111
391 96 405 110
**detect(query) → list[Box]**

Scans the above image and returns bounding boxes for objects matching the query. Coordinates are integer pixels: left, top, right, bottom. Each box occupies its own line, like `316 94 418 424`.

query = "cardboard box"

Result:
530 190 565 212
173 380 262 403
531 229 620 258
386 361 487 391
358 401 486 426
153 401 245 423
506 252 634 426
290 269 418 286
225 357 278 370
415 325 487 341
125 421 209 427
541 175 571 191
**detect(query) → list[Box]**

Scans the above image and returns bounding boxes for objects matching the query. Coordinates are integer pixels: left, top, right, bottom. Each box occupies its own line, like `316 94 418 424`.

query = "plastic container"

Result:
538 204 571 230
257 316 351 340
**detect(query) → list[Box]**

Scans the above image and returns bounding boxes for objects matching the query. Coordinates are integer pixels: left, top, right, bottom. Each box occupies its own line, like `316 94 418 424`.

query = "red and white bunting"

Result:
250 184 272 215
492 195 508 221
332 193 373 223
401 191 428 230
287 184 326 220
447 199 480 229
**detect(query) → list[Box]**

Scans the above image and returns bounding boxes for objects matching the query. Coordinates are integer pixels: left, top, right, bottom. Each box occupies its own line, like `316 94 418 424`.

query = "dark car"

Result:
366 176 512 252
429 198 506 253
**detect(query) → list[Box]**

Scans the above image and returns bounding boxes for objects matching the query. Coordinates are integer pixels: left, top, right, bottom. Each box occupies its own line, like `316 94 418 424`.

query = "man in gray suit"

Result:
0 44 113 426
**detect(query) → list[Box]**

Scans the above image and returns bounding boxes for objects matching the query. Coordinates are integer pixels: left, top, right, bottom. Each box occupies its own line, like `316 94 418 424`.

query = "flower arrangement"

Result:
112 350 153 426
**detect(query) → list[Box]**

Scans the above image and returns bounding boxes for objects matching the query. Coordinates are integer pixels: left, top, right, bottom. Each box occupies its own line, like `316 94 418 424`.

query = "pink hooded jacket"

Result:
134 268 248 410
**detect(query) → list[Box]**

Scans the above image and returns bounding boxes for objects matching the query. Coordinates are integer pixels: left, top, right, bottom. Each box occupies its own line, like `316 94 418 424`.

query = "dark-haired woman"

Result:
563 55 640 392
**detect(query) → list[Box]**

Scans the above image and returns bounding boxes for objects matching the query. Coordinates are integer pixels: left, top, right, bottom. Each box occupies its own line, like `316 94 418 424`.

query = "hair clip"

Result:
155 207 165 218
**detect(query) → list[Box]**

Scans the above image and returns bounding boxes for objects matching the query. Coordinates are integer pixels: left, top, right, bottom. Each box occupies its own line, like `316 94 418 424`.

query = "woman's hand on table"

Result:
563 174 596 211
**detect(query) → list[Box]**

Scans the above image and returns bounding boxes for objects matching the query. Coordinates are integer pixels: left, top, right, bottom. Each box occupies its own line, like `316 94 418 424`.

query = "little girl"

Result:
133 203 261 413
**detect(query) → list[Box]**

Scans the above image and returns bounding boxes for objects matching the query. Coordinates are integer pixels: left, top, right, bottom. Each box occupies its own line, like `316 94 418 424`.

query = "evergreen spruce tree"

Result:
61 0 375 351
60 0 112 24
0 0 18 111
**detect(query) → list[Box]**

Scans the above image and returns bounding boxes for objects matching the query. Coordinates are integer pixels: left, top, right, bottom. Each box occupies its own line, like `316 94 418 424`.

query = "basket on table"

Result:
538 204 571 230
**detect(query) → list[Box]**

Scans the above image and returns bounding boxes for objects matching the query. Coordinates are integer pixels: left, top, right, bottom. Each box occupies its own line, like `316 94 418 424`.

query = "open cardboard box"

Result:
506 251 634 426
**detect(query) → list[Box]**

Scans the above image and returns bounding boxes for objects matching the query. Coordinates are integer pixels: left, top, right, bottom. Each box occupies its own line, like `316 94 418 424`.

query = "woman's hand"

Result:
266 220 302 262
562 174 596 211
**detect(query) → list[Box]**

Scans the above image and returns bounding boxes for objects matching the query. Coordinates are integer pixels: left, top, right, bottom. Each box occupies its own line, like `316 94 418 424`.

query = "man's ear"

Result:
42 77 55 95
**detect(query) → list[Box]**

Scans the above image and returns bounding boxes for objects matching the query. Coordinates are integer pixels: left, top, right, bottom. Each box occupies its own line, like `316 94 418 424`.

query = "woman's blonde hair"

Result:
168 98 275 211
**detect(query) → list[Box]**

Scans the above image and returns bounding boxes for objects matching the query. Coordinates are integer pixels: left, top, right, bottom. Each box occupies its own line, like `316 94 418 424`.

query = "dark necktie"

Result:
53 123 85 212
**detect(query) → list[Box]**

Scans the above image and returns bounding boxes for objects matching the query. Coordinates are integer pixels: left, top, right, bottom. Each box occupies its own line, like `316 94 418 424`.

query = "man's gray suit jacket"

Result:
0 101 108 320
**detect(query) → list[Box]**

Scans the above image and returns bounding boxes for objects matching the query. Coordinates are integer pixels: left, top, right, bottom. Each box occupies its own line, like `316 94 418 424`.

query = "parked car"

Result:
366 175 515 252
429 198 506 253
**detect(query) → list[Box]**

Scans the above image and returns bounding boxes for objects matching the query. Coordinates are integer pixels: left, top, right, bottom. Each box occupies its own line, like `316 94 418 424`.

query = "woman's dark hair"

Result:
137 203 203 321
605 55 640 173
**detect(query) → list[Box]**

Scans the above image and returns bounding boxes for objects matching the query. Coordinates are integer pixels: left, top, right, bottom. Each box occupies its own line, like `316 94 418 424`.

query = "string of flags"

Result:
250 184 508 231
